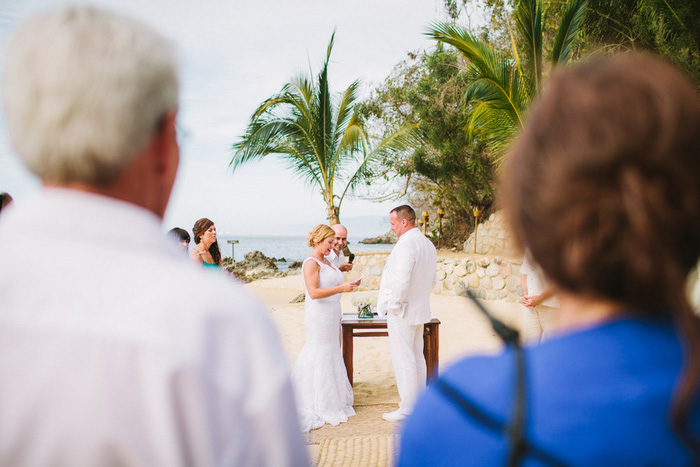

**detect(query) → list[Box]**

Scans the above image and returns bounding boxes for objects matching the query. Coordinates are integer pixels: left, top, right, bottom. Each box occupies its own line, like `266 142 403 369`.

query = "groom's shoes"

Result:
382 410 407 422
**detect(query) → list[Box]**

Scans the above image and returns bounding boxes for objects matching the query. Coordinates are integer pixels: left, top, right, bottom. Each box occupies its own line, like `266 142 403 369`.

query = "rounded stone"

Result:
454 281 467 296
486 290 496 300
468 274 480 288
444 262 454 274
505 275 520 292
497 289 510 300
486 263 499 277
432 282 443 294
478 258 490 267
499 261 512 277
371 266 382 276
493 275 505 290
448 273 458 284
369 257 377 266
487 228 498 238
454 264 467 277
476 267 486 278
466 261 476 274
443 280 453 290
436 270 447 281
480 276 492 289
474 287 487 299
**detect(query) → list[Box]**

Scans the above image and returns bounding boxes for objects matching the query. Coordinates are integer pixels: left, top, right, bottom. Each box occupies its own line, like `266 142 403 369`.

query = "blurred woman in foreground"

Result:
189 217 221 269
400 53 700 464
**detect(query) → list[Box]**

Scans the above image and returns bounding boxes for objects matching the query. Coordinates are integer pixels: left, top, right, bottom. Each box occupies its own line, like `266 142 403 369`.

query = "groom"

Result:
377 205 437 421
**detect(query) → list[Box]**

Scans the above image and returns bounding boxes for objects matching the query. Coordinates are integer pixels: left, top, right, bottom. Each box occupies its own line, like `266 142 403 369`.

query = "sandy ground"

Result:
245 272 524 463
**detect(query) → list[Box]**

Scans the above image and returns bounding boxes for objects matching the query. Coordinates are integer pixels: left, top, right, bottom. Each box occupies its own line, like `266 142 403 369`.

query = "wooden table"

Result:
341 313 440 386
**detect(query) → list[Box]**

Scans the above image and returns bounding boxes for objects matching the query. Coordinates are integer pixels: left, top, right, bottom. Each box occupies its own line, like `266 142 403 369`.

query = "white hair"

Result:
2 7 179 185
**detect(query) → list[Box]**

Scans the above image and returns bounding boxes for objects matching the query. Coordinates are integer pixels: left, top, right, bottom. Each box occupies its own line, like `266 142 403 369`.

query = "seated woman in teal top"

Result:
189 217 221 269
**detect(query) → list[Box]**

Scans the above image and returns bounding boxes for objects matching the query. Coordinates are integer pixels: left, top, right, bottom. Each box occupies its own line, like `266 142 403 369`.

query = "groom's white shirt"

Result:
377 228 437 325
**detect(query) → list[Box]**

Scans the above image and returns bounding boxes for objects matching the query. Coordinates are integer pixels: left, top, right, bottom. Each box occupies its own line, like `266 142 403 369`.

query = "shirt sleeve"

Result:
246 378 310 466
241 305 310 466
207 294 311 466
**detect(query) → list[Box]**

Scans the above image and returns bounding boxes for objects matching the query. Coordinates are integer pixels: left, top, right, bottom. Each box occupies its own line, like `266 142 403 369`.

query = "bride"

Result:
292 224 360 432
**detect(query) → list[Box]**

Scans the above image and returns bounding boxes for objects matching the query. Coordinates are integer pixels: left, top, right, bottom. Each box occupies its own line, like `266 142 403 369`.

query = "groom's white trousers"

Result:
387 313 426 415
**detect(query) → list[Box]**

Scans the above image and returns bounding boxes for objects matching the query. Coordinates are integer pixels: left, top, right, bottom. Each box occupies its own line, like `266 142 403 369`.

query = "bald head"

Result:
331 224 348 253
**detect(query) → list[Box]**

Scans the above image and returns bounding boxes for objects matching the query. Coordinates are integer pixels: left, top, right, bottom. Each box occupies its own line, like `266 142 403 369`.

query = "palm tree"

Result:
231 33 417 224
427 0 587 166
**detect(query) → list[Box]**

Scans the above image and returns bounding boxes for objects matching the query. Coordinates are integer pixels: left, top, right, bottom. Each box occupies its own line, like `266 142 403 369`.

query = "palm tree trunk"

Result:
325 192 340 225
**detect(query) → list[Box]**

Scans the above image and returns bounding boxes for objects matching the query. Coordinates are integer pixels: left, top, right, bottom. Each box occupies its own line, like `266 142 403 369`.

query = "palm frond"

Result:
231 120 302 170
335 80 362 142
551 0 588 67
515 0 543 91
427 23 501 80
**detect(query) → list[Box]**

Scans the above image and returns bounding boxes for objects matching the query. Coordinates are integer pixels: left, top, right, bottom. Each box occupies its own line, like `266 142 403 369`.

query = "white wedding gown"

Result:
291 257 355 432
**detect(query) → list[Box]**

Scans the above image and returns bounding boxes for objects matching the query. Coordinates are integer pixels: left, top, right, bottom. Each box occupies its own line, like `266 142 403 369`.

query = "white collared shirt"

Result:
326 248 345 269
0 188 309 466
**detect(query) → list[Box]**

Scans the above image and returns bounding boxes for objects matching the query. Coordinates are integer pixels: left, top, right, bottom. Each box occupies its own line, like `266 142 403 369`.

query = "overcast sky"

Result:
0 0 467 236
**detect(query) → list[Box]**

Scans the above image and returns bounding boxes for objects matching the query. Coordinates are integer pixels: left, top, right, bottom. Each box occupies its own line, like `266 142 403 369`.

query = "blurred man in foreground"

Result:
0 7 308 466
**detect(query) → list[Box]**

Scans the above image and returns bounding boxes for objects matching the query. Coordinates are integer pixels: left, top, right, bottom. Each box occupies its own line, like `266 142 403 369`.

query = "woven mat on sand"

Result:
316 435 395 467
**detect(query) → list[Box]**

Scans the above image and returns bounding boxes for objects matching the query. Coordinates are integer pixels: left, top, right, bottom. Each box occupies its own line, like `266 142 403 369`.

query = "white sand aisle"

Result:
244 273 524 465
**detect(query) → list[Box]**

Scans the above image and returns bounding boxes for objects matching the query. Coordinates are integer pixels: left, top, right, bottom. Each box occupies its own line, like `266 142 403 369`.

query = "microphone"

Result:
348 253 355 264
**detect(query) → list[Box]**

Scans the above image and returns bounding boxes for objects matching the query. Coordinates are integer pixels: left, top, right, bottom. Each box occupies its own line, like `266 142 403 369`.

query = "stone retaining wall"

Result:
348 251 524 302
463 211 519 256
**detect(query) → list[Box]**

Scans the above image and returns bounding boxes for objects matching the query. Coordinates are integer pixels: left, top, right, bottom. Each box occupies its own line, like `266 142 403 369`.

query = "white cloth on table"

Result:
376 227 437 415
0 188 309 467
291 257 355 432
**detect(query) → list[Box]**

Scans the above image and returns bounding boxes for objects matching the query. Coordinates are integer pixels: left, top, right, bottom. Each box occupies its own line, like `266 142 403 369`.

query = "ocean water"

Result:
213 235 394 270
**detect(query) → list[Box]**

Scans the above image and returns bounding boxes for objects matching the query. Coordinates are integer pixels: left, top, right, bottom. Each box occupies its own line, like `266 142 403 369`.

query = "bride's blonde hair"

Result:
307 224 335 247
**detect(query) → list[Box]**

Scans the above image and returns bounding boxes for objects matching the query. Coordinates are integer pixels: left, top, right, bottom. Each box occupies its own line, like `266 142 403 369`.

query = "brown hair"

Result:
307 224 335 247
192 217 221 265
391 204 416 224
503 53 700 452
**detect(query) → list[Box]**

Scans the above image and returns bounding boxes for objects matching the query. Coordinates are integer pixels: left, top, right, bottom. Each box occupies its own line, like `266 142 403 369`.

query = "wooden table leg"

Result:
342 325 354 386
424 323 439 381
431 323 439 379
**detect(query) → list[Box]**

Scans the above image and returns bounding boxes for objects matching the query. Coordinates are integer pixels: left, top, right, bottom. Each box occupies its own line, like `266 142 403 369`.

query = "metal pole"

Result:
227 239 239 262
